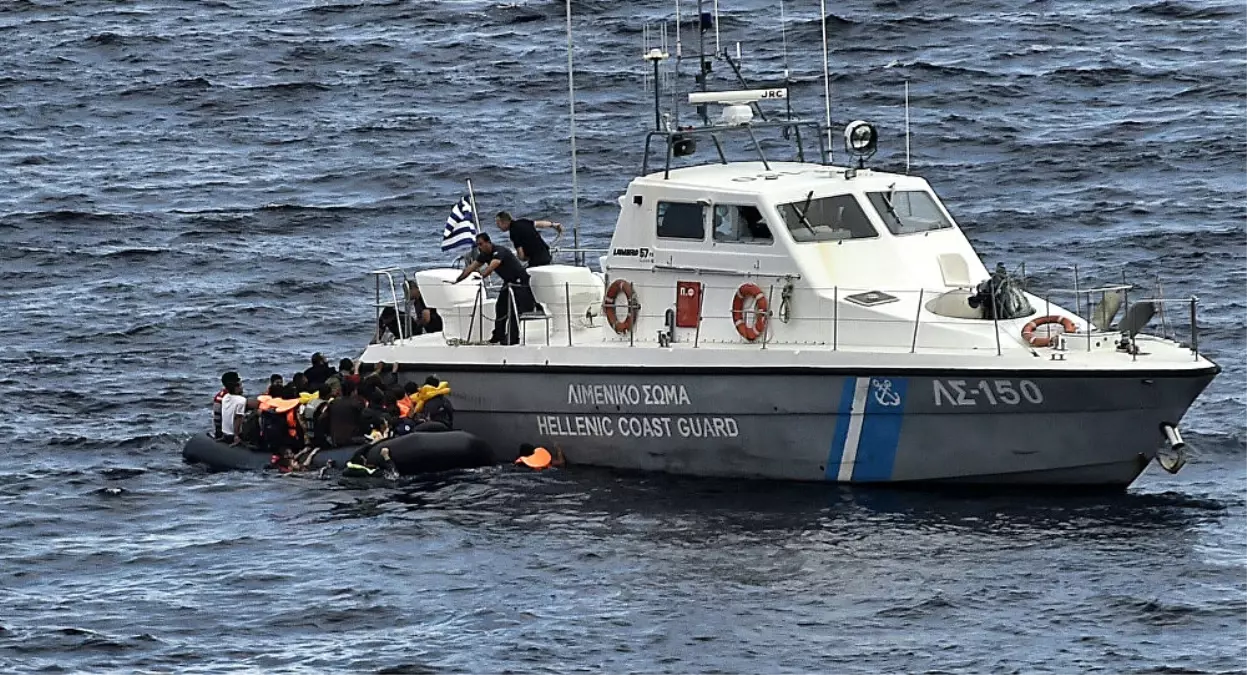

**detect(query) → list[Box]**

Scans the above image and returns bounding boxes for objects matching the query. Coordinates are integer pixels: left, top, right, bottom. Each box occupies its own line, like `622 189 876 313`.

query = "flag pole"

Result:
466 178 480 230
465 178 481 266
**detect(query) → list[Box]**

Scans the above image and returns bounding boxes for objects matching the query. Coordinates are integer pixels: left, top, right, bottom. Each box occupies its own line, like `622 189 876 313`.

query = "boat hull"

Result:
379 364 1218 488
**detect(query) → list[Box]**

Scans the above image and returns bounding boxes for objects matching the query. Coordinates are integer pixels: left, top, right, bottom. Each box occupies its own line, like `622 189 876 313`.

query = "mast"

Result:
820 0 833 163
696 0 710 125
564 0 583 265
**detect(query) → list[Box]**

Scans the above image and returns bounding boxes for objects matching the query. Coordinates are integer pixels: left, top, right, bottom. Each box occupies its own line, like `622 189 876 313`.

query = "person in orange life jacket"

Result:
515 443 565 471
221 379 249 445
213 370 241 439
258 384 303 453
453 232 535 345
397 381 418 418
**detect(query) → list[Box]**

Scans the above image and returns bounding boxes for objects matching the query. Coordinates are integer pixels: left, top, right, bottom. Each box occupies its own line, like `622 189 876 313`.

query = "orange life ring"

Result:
1021 315 1078 348
732 283 770 341
604 279 638 334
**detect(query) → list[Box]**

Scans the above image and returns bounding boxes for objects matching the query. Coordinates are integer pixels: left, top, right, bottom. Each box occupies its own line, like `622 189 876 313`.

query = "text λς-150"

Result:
933 379 1043 407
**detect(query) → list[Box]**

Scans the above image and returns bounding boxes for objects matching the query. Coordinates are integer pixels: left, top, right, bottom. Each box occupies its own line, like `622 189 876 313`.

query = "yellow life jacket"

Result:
414 382 451 414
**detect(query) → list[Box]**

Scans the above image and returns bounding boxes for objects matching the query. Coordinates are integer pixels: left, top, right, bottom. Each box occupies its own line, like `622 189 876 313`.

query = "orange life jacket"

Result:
258 397 300 439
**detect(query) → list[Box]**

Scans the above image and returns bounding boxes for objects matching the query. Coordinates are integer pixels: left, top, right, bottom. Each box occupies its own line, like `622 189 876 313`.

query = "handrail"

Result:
378 268 1202 361
651 264 801 279
370 268 408 342
1046 284 1133 294
641 120 829 178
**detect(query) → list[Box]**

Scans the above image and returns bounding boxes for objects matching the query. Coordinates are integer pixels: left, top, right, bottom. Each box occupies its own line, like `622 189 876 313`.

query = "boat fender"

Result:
604 279 638 334
732 283 770 342
1021 315 1078 348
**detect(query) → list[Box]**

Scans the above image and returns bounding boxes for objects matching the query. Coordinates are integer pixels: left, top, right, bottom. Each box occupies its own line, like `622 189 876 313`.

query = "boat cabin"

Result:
403 92 1041 353
592 159 1016 350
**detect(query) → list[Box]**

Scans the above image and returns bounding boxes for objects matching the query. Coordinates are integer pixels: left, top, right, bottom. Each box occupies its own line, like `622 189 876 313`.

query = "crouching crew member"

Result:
453 233 534 345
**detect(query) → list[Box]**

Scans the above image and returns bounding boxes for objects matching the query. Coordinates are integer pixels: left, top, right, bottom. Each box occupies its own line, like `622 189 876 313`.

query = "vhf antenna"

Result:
642 22 671 131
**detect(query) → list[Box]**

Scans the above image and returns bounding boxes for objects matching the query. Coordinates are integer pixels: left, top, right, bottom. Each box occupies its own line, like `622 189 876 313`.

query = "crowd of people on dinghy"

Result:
211 352 455 474
206 352 563 475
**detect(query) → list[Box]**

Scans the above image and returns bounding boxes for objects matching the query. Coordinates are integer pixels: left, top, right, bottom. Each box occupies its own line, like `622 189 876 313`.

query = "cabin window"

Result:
778 194 877 242
866 190 953 235
656 201 706 240
713 205 773 244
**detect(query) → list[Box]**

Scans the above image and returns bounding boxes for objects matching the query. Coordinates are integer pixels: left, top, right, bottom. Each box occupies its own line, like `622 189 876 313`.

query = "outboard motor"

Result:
968 263 1034 320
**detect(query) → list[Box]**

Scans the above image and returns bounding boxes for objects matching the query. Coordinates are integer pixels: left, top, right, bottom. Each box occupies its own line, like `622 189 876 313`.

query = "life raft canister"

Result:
732 283 770 342
1021 315 1078 348
604 279 639 334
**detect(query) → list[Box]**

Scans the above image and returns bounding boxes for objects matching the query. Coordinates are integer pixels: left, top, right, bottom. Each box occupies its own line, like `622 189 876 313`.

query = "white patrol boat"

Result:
359 33 1217 489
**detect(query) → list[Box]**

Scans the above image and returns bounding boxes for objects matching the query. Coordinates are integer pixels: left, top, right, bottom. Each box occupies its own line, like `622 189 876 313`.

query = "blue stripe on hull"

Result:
824 377 857 480
825 376 908 483
851 378 908 482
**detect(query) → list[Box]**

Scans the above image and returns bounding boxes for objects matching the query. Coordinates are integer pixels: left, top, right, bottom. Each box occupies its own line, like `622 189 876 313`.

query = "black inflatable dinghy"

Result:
182 430 496 475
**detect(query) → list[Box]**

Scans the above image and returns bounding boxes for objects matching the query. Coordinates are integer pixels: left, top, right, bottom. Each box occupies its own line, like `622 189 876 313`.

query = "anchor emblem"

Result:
872 378 902 407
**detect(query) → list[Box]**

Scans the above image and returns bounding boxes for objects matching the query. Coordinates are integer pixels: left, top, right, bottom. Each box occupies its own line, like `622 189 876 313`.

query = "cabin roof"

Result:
633 161 929 201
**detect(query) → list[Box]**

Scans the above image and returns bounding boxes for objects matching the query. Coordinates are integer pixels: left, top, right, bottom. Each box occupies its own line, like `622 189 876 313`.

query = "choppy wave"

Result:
0 0 1242 672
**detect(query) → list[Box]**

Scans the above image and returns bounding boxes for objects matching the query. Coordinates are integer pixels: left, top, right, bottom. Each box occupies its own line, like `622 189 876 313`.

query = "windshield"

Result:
777 194 878 243
866 190 954 235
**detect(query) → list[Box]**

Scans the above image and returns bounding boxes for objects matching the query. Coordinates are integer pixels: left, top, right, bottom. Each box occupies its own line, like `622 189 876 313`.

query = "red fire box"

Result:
676 281 703 328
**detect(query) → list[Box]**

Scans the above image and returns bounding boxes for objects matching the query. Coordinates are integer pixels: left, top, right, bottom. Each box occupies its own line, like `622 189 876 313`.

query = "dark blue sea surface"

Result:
0 0 1244 672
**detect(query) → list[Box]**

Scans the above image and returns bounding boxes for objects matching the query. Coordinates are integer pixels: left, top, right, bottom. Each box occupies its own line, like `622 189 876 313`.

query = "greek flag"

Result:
441 195 477 252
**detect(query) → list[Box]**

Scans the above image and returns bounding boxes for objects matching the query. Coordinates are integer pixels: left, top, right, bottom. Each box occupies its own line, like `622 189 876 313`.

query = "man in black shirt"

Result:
496 211 561 268
303 353 336 390
405 282 443 335
454 233 536 345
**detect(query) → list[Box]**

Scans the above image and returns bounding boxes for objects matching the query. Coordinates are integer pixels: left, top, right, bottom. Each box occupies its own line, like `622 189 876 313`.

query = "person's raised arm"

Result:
535 219 563 234
454 260 482 283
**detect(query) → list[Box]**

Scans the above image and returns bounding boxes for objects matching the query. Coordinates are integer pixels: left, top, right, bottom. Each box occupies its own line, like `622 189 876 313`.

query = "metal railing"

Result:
370 268 1204 361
